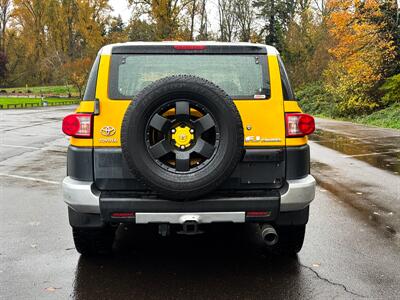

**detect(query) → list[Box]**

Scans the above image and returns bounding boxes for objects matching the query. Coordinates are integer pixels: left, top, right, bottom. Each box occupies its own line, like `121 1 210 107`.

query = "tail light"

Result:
285 113 315 137
111 212 135 218
246 211 272 217
173 45 206 50
62 114 93 138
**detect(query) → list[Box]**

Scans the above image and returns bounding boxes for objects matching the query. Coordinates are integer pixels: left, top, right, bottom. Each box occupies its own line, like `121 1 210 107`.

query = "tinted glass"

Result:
83 55 100 101
109 55 269 99
277 55 295 100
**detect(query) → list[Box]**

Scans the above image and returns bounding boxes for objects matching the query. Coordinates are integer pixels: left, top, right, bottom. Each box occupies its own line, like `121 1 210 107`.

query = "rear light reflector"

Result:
173 45 206 50
246 211 272 217
62 114 93 138
111 212 135 218
285 113 315 137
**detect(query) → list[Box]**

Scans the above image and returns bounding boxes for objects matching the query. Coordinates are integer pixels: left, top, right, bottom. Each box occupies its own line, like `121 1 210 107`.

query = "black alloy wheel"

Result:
145 100 219 173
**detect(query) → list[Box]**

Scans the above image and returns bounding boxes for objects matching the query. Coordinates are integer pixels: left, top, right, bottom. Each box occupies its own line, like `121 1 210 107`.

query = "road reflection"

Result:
72 224 308 299
311 129 400 173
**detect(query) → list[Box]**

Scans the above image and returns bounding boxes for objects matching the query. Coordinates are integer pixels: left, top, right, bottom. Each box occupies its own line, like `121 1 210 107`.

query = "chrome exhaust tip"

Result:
261 224 279 246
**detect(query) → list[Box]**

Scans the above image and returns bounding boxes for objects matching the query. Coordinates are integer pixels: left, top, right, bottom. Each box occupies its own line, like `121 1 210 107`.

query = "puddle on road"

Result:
310 129 400 174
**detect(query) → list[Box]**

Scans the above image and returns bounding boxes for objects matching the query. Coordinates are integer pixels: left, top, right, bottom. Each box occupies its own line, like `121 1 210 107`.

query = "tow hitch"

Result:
178 221 203 235
158 221 203 236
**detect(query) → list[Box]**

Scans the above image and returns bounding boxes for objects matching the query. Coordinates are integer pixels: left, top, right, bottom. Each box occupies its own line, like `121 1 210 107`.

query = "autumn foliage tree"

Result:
63 58 92 99
324 0 397 115
4 0 110 93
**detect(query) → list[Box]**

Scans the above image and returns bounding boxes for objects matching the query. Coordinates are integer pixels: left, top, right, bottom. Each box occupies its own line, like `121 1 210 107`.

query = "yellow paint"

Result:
71 51 309 149
164 108 203 118
70 136 93 147
76 101 95 113
284 101 301 113
172 126 194 148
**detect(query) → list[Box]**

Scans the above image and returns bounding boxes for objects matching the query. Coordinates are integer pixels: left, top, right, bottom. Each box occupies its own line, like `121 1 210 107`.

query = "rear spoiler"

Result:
111 45 268 55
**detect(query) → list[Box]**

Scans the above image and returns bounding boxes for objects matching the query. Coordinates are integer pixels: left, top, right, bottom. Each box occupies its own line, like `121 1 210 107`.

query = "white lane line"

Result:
0 144 67 153
342 150 400 158
0 173 60 185
0 144 42 150
0 120 60 132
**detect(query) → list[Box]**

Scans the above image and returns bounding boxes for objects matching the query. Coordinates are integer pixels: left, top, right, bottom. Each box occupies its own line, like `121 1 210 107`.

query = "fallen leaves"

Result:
44 287 61 292
312 263 321 268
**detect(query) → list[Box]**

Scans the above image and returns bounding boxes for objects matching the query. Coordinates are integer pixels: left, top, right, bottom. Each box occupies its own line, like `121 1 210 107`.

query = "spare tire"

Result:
121 75 243 200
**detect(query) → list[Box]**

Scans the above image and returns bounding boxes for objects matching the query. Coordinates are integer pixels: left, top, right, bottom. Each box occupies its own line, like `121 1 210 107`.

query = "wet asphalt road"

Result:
1 107 400 299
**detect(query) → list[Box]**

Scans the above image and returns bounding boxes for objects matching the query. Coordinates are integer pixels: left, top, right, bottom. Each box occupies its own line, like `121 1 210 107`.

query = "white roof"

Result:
99 41 279 56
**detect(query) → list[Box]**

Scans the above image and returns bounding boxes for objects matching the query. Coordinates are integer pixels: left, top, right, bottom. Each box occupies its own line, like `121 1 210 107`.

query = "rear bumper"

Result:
62 175 316 219
99 189 280 223
135 212 245 224
280 175 316 211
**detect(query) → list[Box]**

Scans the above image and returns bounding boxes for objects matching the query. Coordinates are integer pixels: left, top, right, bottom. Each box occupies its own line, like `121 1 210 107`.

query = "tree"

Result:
253 0 297 50
282 2 332 86
188 0 196 40
0 0 11 53
128 18 157 41
129 0 192 40
324 0 397 115
63 57 92 99
377 0 400 75
218 0 236 41
12 0 51 84
107 15 129 43
0 51 6 80
234 0 255 42
197 0 209 40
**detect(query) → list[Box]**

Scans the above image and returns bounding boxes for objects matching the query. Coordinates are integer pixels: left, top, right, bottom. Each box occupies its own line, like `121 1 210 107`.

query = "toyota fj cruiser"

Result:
62 42 316 256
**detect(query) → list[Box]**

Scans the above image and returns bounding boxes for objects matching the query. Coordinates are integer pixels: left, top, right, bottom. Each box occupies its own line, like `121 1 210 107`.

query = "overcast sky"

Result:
109 0 132 23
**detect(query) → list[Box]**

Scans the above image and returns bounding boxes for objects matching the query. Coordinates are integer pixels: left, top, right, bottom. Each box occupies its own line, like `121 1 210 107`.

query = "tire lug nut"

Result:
171 129 176 133
190 129 194 133
180 146 185 150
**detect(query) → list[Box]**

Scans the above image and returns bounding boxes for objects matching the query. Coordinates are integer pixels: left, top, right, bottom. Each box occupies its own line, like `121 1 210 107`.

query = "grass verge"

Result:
354 103 400 129
0 97 80 109
1 85 79 97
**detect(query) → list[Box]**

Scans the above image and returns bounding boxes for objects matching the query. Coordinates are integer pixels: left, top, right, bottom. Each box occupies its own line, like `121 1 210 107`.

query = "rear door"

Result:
92 44 286 190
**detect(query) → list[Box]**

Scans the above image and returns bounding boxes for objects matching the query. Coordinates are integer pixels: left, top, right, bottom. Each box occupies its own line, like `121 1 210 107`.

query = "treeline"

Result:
0 0 399 116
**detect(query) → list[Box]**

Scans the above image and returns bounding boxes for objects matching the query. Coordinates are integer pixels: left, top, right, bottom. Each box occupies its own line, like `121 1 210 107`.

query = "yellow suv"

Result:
62 42 316 256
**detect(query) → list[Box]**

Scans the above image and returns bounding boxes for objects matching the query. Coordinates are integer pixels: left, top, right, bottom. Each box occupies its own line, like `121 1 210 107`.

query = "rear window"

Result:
109 54 270 100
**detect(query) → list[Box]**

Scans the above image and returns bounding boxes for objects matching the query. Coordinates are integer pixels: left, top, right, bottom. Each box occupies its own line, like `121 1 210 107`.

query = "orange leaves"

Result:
324 0 396 114
63 58 92 99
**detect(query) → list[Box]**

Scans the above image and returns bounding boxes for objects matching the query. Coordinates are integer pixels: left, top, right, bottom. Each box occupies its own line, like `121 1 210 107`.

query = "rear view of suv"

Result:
62 42 316 256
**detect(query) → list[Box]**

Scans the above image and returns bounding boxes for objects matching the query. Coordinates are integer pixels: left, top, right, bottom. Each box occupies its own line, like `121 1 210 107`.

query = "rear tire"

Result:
121 75 243 200
266 225 306 255
72 226 116 256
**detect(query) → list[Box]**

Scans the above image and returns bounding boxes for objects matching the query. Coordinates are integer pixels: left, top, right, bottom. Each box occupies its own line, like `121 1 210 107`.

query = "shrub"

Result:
296 82 339 117
379 73 400 105
355 102 400 129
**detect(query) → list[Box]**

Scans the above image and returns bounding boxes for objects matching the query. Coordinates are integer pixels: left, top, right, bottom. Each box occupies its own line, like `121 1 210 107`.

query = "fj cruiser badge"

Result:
100 126 116 136
245 136 282 143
